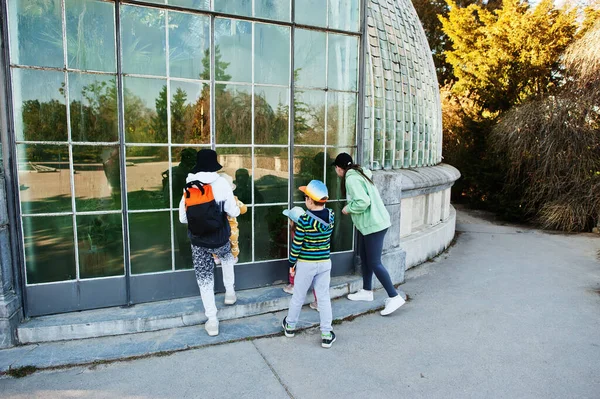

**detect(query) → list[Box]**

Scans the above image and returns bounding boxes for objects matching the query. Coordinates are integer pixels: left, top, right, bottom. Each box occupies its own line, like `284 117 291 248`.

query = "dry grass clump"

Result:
490 22 600 231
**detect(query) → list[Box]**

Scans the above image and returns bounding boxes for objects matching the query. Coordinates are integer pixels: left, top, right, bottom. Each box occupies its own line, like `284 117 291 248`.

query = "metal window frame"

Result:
2 0 365 313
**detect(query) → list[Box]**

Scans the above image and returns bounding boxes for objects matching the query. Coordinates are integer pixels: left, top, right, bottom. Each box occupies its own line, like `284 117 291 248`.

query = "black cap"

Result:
191 149 222 173
332 152 353 168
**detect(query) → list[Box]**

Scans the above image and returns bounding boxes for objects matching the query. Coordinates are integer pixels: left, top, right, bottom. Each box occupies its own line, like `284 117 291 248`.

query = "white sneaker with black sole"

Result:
321 331 336 348
282 317 295 337
380 294 405 316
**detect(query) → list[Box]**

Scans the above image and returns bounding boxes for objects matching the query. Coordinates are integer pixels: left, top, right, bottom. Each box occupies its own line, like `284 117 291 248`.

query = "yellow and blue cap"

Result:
299 180 329 202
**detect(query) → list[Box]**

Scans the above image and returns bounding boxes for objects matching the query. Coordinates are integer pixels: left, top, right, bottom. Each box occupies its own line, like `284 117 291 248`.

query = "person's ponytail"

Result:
341 164 374 198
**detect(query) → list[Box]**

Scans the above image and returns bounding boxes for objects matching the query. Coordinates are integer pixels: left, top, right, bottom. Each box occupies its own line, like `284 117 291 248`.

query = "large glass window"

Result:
9 0 361 292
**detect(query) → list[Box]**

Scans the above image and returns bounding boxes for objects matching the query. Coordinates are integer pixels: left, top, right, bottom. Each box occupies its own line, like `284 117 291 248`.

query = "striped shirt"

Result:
289 208 335 264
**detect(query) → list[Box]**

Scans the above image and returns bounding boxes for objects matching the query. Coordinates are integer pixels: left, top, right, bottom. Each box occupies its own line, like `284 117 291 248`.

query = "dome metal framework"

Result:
363 0 442 169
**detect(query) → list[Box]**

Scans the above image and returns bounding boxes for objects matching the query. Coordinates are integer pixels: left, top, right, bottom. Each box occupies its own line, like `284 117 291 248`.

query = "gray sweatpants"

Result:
286 260 332 333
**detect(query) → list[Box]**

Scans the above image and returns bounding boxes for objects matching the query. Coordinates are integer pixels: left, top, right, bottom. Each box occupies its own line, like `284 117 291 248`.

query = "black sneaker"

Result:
321 331 336 348
282 316 295 338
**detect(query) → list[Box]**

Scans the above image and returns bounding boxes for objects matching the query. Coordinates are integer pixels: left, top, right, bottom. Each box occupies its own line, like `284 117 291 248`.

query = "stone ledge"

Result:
372 164 460 202
0 288 407 373
16 275 361 345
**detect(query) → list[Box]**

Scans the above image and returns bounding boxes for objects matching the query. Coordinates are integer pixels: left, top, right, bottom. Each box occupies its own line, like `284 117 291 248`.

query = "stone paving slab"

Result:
0 289 403 373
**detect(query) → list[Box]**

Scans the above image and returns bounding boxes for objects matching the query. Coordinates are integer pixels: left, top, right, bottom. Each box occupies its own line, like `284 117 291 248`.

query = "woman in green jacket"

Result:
333 153 405 316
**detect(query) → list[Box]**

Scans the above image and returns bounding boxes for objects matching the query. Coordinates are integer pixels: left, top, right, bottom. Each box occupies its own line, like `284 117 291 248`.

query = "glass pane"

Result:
12 69 66 142
129 212 172 274
254 148 288 204
168 11 210 80
328 0 360 32
294 0 326 27
126 146 169 210
170 81 210 144
254 205 287 261
8 0 64 68
168 147 200 207
294 29 326 89
17 144 71 215
168 0 210 10
214 0 251 17
255 23 290 85
294 90 325 145
24 216 76 284
327 92 357 146
173 211 192 269
328 201 353 252
255 86 289 145
73 145 121 211
328 34 358 91
214 19 251 83
123 77 168 143
215 84 252 144
120 5 166 76
77 214 124 279
216 148 253 204
326 147 354 200
69 73 118 142
66 0 116 72
255 0 290 21
293 147 325 202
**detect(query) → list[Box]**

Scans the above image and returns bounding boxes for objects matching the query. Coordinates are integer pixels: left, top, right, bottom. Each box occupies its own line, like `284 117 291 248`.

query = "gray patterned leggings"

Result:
191 242 236 320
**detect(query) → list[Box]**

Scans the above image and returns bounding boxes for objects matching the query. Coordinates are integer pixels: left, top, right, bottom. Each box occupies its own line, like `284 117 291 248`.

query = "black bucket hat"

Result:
191 149 222 173
331 152 353 169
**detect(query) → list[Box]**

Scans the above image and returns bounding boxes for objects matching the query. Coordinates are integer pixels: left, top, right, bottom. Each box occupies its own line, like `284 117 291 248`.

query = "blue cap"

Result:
282 206 306 223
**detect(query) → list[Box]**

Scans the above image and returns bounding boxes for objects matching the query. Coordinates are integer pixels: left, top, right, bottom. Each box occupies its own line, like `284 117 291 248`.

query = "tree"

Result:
440 0 578 113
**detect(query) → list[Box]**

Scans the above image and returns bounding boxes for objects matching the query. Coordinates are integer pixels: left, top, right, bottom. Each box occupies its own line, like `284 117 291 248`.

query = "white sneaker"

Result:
347 289 373 302
224 291 237 305
205 319 219 336
380 294 405 316
282 284 294 294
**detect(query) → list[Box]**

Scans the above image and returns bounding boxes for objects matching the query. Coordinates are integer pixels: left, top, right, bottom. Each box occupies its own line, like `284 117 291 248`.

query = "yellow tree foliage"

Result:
440 0 579 113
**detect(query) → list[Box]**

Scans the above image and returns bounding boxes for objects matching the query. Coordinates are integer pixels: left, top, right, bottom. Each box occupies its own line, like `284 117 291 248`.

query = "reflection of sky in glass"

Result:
168 0 210 9
255 23 290 85
295 29 326 88
168 11 210 80
8 0 64 68
328 0 360 32
328 34 359 91
120 5 166 76
214 0 252 17
295 0 327 27
170 80 202 107
215 19 252 83
124 76 166 110
255 0 291 21
66 0 116 72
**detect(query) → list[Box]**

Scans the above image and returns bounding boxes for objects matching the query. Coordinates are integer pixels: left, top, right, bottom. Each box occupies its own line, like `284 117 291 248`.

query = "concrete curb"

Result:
0 288 406 375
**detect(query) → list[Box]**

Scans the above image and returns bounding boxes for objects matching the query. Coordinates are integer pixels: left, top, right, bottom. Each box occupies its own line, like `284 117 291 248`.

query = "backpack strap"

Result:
184 180 206 198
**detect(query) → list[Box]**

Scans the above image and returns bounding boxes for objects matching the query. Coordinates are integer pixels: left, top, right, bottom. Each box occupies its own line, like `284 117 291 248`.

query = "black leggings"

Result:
358 228 398 298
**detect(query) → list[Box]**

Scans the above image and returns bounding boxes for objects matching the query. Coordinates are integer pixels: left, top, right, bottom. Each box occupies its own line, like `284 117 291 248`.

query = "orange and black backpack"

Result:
184 180 226 238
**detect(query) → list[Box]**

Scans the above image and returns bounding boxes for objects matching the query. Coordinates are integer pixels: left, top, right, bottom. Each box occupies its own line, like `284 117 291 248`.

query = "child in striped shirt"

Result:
282 206 318 311
282 180 336 348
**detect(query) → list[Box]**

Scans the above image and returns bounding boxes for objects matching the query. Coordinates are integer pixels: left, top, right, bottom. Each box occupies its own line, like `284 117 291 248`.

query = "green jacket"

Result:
343 168 391 235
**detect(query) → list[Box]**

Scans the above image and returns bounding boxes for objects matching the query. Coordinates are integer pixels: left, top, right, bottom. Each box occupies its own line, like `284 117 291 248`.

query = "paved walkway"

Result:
1 208 599 398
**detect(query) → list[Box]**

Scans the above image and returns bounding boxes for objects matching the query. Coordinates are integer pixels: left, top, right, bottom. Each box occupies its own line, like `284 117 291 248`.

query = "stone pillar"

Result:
0 170 21 348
